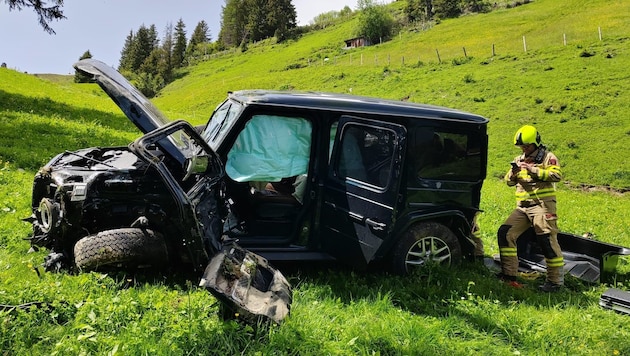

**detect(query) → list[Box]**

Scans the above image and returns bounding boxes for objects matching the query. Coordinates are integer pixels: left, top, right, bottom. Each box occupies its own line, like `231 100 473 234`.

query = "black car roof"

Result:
228 90 489 124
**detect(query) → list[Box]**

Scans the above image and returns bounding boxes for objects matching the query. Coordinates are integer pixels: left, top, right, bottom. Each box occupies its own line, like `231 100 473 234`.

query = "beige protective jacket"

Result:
504 147 562 207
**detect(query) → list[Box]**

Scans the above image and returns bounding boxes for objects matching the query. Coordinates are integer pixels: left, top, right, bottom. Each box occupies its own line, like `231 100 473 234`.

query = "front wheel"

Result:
390 222 461 275
74 228 168 271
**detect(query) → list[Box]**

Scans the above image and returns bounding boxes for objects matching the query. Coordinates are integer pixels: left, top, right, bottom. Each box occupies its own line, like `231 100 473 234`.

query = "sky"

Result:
0 0 391 75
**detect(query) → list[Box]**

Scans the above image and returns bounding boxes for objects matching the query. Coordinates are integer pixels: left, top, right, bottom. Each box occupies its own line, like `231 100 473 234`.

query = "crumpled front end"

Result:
25 147 175 271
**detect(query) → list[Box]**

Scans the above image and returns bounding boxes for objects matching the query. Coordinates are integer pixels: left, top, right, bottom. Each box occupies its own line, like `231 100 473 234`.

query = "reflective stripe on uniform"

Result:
515 187 556 201
500 247 517 257
545 256 564 268
537 165 561 181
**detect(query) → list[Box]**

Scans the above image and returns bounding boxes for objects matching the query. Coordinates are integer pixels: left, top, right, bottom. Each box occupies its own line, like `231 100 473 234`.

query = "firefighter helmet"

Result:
513 125 541 146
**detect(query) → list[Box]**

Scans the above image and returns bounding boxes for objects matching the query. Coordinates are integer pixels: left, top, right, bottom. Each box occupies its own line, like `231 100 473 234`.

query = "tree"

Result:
266 0 296 42
219 0 297 48
118 31 135 72
187 20 211 57
219 0 248 48
461 0 491 13
356 0 394 44
173 19 187 68
405 0 433 22
5 0 65 34
129 24 159 72
74 50 92 83
433 0 461 19
158 23 174 83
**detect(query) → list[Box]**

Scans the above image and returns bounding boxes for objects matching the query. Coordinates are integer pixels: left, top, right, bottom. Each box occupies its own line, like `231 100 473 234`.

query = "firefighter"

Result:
497 125 564 292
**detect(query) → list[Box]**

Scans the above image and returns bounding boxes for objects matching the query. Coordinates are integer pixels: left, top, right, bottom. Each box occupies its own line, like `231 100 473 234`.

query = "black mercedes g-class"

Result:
25 59 489 321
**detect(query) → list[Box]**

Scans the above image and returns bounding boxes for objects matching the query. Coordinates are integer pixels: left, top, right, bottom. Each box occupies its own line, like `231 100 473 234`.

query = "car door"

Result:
132 120 292 324
320 116 406 268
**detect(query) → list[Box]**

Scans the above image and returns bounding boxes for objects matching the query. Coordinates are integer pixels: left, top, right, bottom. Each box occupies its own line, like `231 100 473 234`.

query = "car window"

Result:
202 99 243 149
225 114 312 182
335 123 396 188
414 129 482 181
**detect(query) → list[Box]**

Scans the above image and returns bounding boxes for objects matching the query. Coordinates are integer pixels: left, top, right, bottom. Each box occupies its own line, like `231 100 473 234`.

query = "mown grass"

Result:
1 0 629 354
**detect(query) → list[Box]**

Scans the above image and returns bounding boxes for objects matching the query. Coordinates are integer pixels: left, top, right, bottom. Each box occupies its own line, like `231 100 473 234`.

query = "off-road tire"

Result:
390 222 462 275
74 228 168 271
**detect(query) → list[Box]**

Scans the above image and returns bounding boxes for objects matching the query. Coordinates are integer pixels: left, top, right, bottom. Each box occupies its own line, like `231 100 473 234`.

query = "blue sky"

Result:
0 0 390 74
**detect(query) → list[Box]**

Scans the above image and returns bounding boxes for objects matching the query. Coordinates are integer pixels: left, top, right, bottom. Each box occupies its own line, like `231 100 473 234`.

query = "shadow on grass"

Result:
276 258 603 314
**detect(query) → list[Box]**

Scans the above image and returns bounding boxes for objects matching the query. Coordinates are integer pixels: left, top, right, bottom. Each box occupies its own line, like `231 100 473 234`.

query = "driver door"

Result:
320 116 406 268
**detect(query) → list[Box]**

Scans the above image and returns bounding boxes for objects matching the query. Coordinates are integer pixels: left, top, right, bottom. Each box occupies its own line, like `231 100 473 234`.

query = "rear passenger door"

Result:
320 116 406 268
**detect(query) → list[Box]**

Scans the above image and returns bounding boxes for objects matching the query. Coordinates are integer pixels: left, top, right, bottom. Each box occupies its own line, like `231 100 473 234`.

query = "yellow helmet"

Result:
513 125 541 146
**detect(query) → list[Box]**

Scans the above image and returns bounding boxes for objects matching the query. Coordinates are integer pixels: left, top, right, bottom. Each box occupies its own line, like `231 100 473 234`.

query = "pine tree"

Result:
118 31 135 72
6 0 65 34
129 25 155 72
173 19 187 68
74 50 93 83
187 20 211 57
219 0 248 48
159 23 174 83
266 0 296 42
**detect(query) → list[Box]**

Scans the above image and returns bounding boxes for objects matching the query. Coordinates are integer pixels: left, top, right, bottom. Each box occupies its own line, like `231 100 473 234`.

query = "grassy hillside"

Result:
155 0 630 190
0 0 629 354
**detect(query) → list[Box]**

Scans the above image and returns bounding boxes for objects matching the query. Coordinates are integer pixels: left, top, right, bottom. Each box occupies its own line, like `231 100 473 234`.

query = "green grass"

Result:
1 0 630 354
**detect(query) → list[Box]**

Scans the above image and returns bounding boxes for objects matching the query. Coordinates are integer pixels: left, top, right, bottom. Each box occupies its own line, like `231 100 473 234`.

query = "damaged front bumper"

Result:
199 243 292 324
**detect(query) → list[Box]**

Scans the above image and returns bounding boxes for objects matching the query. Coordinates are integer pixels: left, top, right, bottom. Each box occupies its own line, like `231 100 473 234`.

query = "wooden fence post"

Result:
492 44 495 57
436 49 441 64
463 47 467 58
523 36 527 52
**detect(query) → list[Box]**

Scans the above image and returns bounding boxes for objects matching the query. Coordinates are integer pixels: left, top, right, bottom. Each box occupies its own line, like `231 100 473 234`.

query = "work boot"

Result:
496 272 524 288
538 281 563 293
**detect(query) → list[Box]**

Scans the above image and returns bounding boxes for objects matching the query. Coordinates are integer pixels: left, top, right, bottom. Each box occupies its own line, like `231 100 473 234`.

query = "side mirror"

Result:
183 154 210 181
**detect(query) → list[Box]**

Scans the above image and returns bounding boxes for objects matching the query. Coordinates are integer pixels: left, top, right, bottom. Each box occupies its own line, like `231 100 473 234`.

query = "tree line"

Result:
88 0 299 97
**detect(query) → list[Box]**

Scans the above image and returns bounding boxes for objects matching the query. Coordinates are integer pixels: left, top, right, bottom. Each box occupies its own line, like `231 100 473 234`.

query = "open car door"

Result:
320 116 406 268
130 120 291 324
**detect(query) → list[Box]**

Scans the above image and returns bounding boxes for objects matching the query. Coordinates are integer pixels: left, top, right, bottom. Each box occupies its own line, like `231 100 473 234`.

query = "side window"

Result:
414 129 482 181
335 123 396 188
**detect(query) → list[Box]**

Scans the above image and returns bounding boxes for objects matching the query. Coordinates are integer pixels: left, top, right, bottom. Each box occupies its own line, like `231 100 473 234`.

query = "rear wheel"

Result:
74 228 168 271
390 222 461 275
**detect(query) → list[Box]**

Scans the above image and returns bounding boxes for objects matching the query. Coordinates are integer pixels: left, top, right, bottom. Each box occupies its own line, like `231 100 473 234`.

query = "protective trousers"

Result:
498 202 564 284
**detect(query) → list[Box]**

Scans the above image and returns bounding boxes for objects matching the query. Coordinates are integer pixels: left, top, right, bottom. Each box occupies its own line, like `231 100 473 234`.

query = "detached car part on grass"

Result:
486 228 630 284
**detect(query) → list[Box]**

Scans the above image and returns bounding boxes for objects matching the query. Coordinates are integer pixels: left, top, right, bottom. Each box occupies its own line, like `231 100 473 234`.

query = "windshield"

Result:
202 99 244 150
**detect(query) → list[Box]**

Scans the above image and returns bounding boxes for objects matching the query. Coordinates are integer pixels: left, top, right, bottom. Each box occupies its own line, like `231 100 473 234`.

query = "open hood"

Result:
73 58 170 134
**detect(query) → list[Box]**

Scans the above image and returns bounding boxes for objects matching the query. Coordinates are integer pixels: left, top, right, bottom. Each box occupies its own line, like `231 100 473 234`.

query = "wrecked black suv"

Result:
25 59 488 319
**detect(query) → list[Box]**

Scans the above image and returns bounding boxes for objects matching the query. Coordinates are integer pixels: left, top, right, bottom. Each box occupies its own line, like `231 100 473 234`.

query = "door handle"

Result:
365 218 386 231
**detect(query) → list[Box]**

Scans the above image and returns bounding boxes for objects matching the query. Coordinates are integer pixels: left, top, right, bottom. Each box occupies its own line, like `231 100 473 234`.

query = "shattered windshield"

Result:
202 99 244 150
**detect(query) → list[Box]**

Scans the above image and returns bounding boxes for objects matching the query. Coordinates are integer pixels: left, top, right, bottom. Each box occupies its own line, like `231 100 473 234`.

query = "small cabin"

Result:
344 37 372 48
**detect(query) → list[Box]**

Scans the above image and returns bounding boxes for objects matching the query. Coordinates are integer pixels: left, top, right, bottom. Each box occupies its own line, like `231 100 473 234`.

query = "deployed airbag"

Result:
226 115 311 182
